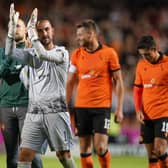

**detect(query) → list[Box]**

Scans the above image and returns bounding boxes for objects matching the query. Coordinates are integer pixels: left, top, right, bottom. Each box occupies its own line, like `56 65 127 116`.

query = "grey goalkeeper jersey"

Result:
6 39 69 114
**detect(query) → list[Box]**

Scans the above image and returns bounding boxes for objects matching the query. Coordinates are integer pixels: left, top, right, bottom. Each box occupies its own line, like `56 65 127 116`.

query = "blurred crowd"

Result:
0 0 168 144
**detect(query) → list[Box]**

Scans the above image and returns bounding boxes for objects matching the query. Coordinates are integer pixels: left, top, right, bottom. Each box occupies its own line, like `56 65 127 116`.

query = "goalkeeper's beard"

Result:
41 37 52 46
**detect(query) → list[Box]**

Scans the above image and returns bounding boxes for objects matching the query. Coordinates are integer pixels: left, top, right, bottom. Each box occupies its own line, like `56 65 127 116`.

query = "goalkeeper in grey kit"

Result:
5 4 77 168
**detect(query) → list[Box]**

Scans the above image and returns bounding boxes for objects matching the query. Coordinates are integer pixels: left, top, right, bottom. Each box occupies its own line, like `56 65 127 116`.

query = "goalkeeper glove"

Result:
8 3 19 39
27 8 38 42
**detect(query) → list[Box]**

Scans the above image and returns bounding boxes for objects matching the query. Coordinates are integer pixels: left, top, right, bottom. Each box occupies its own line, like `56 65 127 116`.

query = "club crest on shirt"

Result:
150 78 155 84
89 70 95 75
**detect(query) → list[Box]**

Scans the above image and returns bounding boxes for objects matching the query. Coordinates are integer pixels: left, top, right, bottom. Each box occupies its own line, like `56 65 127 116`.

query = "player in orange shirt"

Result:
133 35 168 168
66 19 124 168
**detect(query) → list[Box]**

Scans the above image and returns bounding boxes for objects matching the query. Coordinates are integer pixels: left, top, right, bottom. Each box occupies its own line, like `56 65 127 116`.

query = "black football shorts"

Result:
75 108 111 136
140 117 168 144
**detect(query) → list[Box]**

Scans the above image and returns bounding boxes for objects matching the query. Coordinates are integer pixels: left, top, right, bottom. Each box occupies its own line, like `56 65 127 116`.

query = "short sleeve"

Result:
70 49 78 67
69 49 79 73
134 62 142 86
108 48 120 71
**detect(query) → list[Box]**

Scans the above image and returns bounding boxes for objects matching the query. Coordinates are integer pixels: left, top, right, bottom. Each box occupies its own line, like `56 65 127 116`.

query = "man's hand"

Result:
8 3 19 39
136 110 144 124
0 122 5 130
27 8 38 42
114 110 123 124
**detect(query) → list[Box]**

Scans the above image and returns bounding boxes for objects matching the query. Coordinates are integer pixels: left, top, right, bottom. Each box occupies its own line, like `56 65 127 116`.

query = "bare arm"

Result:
112 69 124 123
66 72 77 106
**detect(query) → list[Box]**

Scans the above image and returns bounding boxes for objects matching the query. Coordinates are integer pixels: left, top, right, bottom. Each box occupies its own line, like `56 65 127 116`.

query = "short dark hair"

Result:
76 19 99 34
36 19 54 28
137 35 156 50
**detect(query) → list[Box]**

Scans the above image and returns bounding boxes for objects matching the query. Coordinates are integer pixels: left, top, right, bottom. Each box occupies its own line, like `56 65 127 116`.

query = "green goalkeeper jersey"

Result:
0 42 28 107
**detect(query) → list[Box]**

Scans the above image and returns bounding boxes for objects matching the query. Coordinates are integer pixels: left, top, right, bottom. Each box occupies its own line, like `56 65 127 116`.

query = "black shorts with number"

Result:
75 108 111 136
140 117 168 144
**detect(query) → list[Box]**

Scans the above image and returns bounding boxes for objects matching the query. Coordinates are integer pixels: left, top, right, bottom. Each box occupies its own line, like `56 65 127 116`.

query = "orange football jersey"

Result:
134 55 168 119
70 44 120 107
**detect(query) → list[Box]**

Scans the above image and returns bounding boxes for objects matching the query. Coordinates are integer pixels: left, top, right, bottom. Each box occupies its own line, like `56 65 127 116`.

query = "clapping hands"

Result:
7 3 19 39
7 3 38 42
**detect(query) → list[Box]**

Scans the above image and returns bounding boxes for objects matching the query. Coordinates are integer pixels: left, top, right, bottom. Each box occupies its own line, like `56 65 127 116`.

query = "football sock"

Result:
80 153 93 168
159 153 168 168
98 150 111 168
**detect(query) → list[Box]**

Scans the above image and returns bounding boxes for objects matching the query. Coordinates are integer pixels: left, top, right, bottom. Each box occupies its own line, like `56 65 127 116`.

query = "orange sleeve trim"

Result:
133 85 143 113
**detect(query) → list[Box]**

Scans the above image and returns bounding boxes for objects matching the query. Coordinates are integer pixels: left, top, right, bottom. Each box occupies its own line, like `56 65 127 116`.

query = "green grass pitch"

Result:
0 154 147 168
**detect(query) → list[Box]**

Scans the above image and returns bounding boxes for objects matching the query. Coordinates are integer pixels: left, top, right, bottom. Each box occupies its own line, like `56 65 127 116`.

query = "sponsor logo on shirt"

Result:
81 70 99 79
143 78 156 88
143 84 153 88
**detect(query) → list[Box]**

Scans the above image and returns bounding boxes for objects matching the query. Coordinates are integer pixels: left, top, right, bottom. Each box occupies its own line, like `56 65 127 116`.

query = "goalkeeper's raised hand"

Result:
27 8 38 42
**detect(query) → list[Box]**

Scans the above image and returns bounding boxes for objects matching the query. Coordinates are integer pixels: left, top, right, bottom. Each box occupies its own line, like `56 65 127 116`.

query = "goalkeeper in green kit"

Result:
0 4 43 168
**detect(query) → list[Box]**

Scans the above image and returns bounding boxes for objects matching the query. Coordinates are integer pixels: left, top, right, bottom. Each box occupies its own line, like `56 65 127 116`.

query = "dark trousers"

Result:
0 107 43 168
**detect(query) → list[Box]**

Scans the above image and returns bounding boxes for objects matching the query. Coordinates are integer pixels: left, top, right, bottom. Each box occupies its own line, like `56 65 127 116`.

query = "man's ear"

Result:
52 27 54 35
